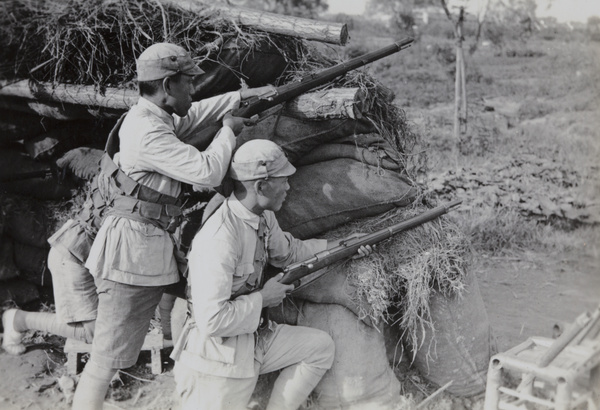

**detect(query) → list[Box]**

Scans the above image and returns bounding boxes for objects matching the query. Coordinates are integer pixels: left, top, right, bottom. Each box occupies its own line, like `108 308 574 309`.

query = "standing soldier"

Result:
50 42 270 409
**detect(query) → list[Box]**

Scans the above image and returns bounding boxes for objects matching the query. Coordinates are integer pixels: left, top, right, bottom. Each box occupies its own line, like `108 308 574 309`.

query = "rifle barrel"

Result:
234 37 414 118
280 199 461 285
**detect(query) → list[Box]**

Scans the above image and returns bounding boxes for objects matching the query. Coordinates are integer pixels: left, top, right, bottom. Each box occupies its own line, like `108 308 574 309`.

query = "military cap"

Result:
229 140 296 181
136 43 204 82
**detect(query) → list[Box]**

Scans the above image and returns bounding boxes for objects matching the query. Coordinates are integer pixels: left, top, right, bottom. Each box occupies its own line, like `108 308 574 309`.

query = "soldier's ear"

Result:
162 76 173 95
254 179 266 195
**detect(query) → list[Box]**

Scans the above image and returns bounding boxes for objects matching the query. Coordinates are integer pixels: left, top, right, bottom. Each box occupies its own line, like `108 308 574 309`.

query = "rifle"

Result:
247 199 462 328
165 199 461 300
281 199 462 286
182 37 414 150
234 37 414 118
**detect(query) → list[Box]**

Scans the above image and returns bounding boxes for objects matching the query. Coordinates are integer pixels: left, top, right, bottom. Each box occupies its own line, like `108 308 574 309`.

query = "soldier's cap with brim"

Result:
229 140 296 181
136 43 204 82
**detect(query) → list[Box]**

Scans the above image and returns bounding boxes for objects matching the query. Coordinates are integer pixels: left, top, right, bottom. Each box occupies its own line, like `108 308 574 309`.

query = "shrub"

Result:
457 207 542 255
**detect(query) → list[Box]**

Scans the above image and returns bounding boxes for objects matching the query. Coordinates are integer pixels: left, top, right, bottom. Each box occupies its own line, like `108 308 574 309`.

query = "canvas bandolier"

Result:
50 115 186 265
99 115 184 235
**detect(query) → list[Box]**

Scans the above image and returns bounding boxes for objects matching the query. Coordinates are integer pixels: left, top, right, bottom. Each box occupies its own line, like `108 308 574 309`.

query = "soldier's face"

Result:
168 74 194 116
260 177 290 212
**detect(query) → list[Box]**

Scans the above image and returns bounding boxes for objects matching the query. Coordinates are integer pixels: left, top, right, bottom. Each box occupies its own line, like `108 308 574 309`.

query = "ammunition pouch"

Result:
108 194 183 234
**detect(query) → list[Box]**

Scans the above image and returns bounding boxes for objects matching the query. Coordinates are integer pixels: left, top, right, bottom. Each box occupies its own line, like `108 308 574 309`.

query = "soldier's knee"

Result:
311 330 335 369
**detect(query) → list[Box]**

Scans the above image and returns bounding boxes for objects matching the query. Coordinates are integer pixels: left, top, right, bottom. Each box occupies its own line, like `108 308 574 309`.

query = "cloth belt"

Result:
100 154 180 205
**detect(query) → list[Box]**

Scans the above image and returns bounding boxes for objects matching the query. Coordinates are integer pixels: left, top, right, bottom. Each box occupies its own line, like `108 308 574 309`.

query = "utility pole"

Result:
441 1 467 141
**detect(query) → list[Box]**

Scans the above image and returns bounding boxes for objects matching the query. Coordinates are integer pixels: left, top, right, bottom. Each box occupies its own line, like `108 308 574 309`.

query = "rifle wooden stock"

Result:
280 199 462 285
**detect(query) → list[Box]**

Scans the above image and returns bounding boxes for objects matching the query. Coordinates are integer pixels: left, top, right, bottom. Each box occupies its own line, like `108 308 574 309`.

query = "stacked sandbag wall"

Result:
0 140 106 307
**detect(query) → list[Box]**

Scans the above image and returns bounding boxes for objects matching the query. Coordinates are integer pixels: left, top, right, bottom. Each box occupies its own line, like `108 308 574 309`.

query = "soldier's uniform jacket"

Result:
85 92 241 287
171 194 327 378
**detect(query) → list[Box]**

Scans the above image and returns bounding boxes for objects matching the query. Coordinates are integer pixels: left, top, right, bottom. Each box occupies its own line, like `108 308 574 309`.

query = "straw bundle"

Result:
0 0 305 88
325 201 472 349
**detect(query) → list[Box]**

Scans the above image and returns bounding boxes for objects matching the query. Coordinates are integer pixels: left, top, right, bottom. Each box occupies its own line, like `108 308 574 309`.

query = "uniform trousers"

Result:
174 323 335 410
48 247 98 325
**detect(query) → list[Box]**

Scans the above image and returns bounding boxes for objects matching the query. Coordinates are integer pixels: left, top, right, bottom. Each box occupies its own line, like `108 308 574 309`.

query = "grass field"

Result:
346 19 600 408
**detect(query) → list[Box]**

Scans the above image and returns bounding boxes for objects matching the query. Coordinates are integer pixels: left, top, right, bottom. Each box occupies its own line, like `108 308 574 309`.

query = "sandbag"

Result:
0 178 76 200
2 196 53 248
23 121 100 161
193 37 290 100
0 278 40 307
0 110 59 146
276 158 416 239
295 143 401 170
203 158 416 240
0 236 20 281
0 149 51 181
12 242 51 287
237 113 376 163
299 301 402 409
56 147 103 181
403 269 496 397
0 149 76 200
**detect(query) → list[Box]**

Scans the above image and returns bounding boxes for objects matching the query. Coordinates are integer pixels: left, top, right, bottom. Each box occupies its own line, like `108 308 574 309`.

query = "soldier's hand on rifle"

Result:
259 272 295 308
240 84 277 101
338 233 375 260
353 244 374 259
222 112 254 135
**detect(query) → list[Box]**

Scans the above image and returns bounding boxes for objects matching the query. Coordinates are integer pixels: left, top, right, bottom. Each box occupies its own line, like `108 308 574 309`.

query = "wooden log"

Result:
283 87 366 120
0 96 126 121
167 0 348 45
0 80 137 111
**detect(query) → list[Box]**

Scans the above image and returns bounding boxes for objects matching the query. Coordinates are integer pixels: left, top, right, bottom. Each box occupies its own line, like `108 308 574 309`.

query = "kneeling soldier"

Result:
172 139 372 410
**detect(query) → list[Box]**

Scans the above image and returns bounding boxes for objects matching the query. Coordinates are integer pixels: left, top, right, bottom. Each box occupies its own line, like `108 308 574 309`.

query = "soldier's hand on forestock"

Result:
259 272 294 308
353 244 374 259
342 233 375 260
222 112 249 135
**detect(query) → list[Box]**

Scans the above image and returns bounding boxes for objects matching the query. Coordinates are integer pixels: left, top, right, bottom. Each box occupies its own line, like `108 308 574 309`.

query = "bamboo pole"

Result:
454 8 467 138
166 0 349 45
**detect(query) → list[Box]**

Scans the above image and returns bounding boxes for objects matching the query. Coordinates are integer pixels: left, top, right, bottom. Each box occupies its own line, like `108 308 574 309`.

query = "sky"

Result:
326 0 600 23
